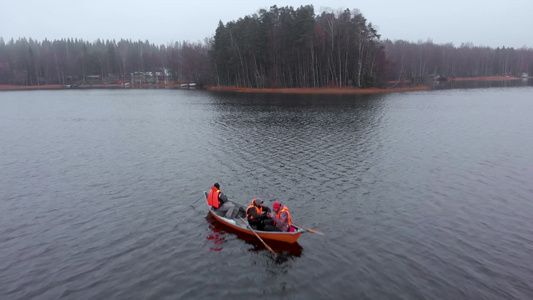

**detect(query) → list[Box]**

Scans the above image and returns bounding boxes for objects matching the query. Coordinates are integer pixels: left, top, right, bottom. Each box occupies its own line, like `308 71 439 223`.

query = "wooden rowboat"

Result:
203 191 303 244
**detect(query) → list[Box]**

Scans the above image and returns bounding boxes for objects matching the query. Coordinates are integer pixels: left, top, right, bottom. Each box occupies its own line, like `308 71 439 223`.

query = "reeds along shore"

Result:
204 86 432 94
0 76 526 93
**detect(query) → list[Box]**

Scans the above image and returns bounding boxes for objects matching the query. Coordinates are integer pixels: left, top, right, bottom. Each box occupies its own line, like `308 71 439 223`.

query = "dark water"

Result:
1 87 532 299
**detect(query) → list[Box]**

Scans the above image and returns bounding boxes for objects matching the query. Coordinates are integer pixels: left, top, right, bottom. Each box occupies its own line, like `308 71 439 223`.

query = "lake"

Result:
1 86 532 299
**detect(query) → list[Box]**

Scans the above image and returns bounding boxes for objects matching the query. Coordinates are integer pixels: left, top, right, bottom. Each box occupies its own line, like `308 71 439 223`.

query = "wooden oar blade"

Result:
239 217 277 255
306 228 325 235
294 224 324 235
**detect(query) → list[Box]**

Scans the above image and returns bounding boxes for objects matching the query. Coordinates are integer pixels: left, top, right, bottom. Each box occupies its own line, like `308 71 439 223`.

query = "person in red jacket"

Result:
207 183 235 218
268 201 292 232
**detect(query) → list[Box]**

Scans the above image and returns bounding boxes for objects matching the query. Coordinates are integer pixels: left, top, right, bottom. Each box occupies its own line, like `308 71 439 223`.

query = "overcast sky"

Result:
1 0 531 48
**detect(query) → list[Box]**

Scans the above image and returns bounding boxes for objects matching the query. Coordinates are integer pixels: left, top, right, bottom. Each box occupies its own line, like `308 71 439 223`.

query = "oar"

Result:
239 217 277 255
189 195 204 207
293 223 324 235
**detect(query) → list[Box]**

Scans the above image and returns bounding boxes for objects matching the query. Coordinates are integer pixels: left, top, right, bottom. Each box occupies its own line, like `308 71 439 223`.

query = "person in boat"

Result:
246 198 271 230
268 201 293 232
207 183 235 218
246 198 268 230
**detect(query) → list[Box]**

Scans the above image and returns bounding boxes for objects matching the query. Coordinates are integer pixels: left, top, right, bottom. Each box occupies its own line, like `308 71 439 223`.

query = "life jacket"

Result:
276 206 292 227
207 186 221 209
246 199 263 219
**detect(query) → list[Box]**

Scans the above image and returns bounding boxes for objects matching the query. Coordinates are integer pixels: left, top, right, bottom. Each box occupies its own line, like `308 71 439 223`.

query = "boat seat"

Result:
214 210 226 217
213 203 246 219
234 207 246 219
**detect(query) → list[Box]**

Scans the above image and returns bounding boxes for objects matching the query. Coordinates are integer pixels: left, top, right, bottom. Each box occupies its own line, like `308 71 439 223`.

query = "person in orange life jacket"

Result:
207 183 235 218
246 198 271 230
268 201 292 232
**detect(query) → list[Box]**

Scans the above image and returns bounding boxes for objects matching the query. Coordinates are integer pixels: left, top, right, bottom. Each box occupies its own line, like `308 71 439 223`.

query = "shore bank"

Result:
448 76 521 81
205 85 432 94
0 84 65 90
204 75 525 94
0 83 186 91
0 76 528 93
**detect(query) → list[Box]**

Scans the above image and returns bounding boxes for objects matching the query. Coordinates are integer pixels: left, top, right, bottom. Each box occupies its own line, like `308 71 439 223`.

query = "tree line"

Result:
0 37 212 86
384 40 533 82
0 5 532 87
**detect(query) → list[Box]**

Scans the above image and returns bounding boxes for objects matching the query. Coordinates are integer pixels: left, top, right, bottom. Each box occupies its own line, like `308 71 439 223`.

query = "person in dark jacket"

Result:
246 198 272 230
247 198 281 231
246 198 266 228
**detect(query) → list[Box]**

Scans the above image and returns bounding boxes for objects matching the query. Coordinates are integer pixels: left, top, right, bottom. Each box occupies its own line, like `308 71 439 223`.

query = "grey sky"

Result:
1 0 531 48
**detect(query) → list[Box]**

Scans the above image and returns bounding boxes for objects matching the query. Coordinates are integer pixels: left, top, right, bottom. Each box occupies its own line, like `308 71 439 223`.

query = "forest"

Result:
0 5 532 88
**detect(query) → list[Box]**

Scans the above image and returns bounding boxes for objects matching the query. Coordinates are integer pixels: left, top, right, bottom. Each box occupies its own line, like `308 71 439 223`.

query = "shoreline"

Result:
448 76 522 81
0 76 528 94
204 85 432 94
0 83 184 91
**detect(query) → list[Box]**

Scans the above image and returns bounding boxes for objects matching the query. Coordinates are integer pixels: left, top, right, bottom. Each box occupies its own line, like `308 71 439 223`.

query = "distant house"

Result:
131 72 145 85
107 73 120 84
127 69 173 85
86 75 102 84
521 73 529 78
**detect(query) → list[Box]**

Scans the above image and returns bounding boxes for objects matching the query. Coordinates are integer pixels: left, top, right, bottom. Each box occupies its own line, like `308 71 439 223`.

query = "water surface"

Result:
1 87 532 299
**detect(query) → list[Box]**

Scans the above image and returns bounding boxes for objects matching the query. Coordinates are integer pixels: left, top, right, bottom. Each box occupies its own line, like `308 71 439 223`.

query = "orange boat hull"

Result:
208 210 302 244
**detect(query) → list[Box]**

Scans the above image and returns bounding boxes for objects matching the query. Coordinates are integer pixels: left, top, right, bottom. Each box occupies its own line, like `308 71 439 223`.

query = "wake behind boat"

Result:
203 191 303 244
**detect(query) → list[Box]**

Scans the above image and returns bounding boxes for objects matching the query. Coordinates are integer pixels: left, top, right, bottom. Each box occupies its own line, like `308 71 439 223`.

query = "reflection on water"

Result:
205 92 389 208
205 223 226 252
